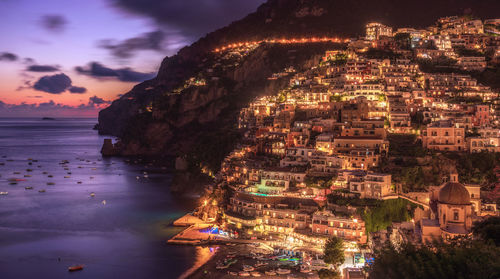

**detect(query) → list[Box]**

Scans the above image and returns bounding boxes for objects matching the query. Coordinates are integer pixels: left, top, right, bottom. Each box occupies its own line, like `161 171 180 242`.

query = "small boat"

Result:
42 171 48 174
9 178 26 182
228 271 238 276
239 271 250 277
25 186 33 190
26 169 33 172
77 181 82 184
0 192 8 195
254 262 267 268
13 171 20 174
68 265 84 272
47 175 53 178
90 192 95 197
102 200 106 205
243 265 255 272
276 268 291 275
265 270 276 276
47 182 55 185
24 175 32 177
250 271 261 277
64 176 71 178
39 189 46 193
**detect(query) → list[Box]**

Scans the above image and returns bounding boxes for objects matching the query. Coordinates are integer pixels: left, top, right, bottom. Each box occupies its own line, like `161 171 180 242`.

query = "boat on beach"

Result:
276 268 291 275
242 265 255 272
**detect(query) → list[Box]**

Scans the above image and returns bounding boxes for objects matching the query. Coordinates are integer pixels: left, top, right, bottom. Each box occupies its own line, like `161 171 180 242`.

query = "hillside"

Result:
97 0 500 166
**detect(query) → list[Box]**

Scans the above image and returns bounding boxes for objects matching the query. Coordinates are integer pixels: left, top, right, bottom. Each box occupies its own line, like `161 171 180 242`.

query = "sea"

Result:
0 118 200 279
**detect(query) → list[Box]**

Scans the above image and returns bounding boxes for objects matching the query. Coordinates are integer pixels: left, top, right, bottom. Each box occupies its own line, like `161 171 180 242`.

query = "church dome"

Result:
438 182 471 205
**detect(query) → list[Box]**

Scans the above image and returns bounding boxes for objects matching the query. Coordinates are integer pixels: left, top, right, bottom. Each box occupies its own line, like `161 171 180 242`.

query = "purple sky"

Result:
0 0 265 117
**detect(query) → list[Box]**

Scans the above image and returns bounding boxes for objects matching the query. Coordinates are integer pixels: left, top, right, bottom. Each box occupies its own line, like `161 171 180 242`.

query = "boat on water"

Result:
38 189 46 193
9 178 26 182
47 182 55 185
68 265 83 272
90 192 95 197
25 186 33 190
102 200 106 205
0 192 8 195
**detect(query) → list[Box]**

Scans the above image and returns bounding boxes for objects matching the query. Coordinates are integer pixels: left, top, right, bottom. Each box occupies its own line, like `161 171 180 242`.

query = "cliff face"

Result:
98 0 500 164
103 43 331 165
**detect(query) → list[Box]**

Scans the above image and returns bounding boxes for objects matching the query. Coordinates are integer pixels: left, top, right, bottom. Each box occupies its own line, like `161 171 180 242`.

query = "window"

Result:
453 210 459 221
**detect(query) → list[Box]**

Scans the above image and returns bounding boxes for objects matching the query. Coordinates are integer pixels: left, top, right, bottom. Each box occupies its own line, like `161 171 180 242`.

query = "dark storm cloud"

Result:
75 62 156 82
108 0 266 40
99 30 166 58
40 15 68 33
0 52 18 61
68 86 87 94
32 73 87 94
26 64 60 72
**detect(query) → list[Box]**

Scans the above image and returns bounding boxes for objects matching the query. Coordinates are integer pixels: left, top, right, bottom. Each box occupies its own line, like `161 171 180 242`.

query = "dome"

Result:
438 182 471 205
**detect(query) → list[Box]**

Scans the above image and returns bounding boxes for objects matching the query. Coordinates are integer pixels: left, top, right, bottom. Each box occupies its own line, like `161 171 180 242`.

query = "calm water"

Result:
0 118 197 279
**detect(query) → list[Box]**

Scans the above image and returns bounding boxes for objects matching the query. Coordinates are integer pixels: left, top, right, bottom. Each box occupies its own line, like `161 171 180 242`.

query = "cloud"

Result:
89 95 111 105
40 15 68 33
0 52 18 61
23 57 35 64
33 73 72 94
69 86 87 94
32 73 87 94
0 97 112 117
26 64 60 72
99 30 166 58
75 62 156 82
108 0 265 40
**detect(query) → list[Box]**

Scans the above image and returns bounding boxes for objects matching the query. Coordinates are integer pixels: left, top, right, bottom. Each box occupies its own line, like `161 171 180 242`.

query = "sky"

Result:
0 0 265 117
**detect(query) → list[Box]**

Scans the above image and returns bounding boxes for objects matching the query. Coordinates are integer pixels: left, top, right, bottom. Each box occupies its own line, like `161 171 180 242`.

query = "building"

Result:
421 179 473 242
457 56 487 71
366 23 393 41
311 210 367 243
421 120 466 151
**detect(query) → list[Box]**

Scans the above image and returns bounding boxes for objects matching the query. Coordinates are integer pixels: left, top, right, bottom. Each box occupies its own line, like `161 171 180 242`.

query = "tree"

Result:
323 236 345 268
368 240 500 279
318 268 341 279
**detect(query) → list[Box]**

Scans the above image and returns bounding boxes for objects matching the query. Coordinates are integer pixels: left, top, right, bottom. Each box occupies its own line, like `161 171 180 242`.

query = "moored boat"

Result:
68 265 84 272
